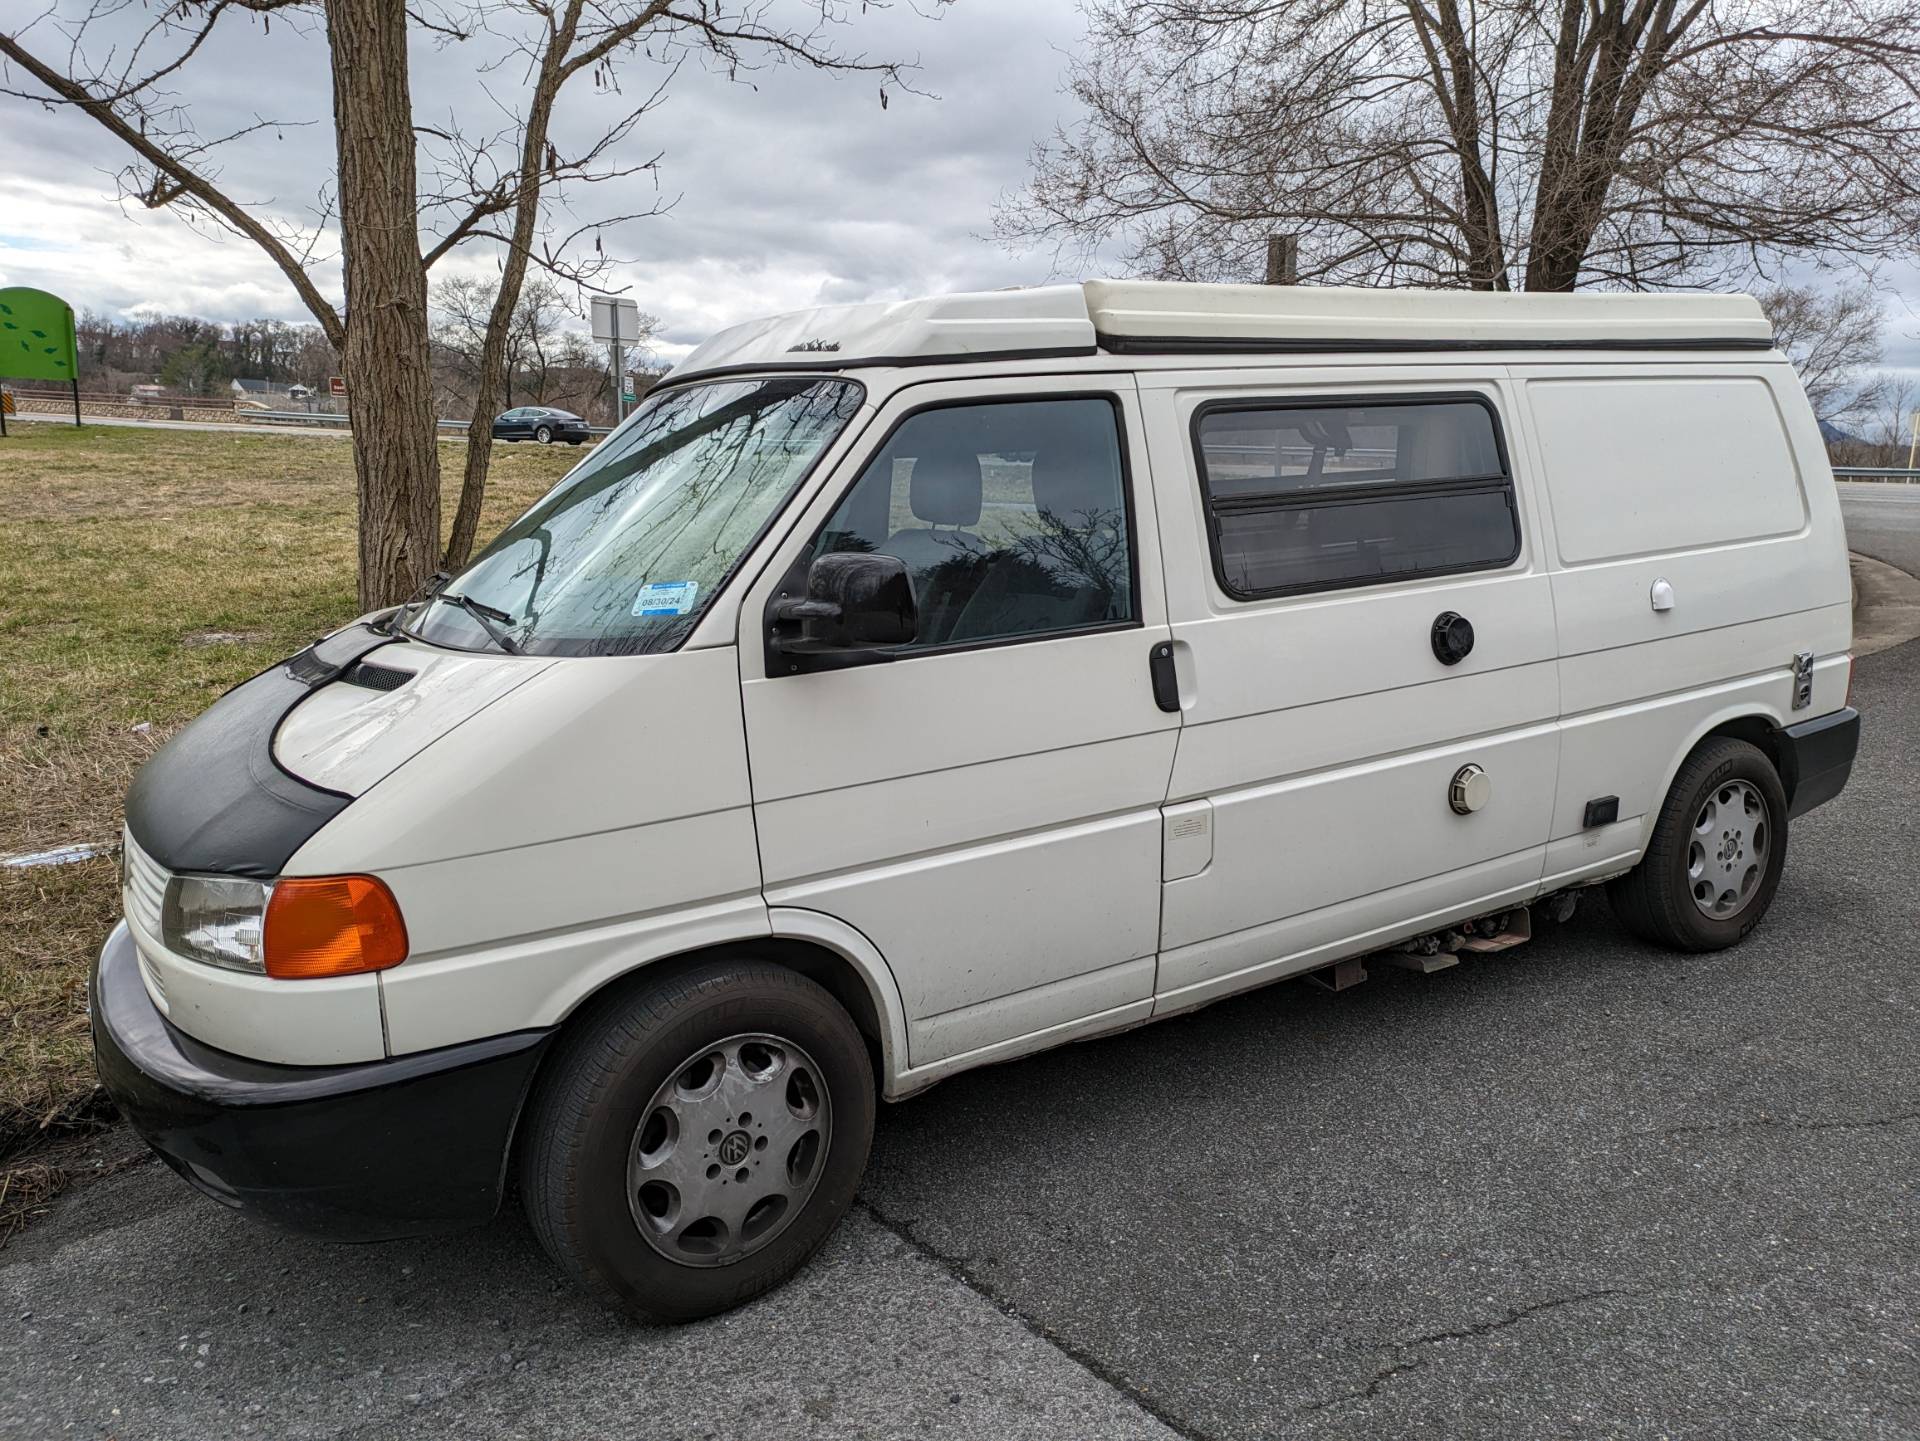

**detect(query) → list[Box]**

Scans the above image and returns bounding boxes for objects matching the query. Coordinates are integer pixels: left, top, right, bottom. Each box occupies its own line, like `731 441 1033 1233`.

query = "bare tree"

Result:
1830 377 1917 465
998 0 1920 293
3 1 933 605
432 273 658 420
1756 282 1887 422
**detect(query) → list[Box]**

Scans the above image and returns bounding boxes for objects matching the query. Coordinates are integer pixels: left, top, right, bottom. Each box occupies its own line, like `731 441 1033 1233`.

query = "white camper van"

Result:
96 282 1859 1320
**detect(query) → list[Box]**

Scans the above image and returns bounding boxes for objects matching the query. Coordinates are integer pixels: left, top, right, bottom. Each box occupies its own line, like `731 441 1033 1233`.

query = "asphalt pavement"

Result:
3 504 1916 1440
1838 482 1920 578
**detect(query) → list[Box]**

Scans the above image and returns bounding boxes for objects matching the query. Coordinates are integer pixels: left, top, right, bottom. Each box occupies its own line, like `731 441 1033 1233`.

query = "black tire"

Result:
534 424 554 444
567 437 583 445
518 959 875 1323
1608 737 1789 951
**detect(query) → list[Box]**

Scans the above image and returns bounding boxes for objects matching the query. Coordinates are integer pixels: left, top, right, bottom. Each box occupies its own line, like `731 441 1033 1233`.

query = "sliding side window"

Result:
1193 396 1520 598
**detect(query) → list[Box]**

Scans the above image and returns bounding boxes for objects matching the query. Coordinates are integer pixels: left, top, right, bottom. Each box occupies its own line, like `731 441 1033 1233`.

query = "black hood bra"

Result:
123 624 391 879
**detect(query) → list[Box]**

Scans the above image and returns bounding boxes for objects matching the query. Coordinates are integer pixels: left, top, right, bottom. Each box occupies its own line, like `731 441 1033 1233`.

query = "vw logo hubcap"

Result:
717 1129 752 1167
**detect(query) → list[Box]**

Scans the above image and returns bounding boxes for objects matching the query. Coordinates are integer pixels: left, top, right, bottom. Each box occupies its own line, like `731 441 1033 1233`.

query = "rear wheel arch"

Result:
1644 707 1791 842
1701 714 1796 805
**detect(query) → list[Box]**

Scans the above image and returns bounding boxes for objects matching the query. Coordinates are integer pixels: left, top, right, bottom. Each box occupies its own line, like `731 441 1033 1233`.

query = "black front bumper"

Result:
91 925 552 1242
1780 706 1861 819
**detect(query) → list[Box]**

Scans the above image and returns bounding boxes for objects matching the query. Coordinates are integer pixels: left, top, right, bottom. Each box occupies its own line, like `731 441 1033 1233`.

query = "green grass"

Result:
0 424 579 1148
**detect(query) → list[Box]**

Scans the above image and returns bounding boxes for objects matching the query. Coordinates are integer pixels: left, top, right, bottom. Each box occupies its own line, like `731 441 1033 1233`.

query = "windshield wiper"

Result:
440 592 525 655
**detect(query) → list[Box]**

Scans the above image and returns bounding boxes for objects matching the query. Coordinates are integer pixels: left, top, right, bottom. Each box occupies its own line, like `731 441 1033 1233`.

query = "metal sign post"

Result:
612 312 625 426
591 296 642 426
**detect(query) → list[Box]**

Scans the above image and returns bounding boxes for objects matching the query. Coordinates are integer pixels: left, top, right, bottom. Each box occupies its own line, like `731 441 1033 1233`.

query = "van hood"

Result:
274 640 551 797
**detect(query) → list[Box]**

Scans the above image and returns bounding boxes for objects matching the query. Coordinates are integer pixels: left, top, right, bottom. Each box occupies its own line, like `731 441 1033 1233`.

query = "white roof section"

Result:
1084 280 1772 349
667 285 1094 381
665 281 1772 380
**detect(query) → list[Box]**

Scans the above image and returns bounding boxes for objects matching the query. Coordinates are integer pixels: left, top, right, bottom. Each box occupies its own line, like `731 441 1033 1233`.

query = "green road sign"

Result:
0 287 79 383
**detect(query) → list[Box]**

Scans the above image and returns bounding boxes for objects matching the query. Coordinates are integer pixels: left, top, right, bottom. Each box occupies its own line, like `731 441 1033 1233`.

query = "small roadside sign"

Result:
592 296 644 425
590 296 641 345
329 375 347 398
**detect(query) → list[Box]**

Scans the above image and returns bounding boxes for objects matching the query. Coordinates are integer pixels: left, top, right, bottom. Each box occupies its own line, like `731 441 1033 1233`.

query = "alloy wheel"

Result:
626 1033 833 1267
1687 779 1770 919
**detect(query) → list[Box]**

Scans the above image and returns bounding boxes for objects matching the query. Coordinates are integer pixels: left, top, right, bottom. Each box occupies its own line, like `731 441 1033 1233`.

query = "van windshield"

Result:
409 376 864 657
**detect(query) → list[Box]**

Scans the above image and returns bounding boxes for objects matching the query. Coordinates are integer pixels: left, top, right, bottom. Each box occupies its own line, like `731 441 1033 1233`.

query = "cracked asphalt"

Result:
856 639 1919 1439
3 506 1916 1439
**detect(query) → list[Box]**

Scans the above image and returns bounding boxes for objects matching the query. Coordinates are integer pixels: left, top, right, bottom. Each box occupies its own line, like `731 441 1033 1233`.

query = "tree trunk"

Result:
1410 0 1511 290
325 0 441 609
444 4 583 572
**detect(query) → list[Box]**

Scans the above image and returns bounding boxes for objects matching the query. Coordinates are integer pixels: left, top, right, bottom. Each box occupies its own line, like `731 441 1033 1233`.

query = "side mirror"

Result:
770 552 917 655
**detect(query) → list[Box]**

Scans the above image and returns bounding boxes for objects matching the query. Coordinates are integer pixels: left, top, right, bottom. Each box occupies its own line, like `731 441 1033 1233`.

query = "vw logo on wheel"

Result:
718 1130 752 1166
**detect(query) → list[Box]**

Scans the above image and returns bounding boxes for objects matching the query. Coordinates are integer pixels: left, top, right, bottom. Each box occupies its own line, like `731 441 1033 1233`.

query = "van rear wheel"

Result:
519 959 874 1322
1609 737 1788 951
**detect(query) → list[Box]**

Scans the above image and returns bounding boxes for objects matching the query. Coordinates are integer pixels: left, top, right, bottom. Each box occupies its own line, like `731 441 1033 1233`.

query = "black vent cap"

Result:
344 661 414 692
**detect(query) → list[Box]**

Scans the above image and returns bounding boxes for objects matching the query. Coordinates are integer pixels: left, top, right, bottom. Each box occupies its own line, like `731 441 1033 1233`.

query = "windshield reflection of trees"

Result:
466 380 860 655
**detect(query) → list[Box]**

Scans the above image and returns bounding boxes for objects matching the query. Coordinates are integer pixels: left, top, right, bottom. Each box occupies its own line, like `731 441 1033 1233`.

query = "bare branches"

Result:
0 19 346 343
1756 280 1886 420
408 0 939 567
997 0 1920 292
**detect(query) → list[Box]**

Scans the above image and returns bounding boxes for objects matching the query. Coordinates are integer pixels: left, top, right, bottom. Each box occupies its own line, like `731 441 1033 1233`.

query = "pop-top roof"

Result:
665 280 1773 381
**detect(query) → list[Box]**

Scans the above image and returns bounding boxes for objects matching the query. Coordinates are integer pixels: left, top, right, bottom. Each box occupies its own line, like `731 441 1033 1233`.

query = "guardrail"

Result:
244 409 350 427
1833 467 1920 483
242 409 613 437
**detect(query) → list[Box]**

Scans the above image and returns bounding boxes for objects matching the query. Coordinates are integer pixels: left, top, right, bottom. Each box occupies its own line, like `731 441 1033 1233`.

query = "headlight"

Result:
161 875 269 973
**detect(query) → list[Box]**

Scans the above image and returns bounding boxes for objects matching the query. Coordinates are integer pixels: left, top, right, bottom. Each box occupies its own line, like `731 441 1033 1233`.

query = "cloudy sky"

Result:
0 0 1099 365
2 0 1916 380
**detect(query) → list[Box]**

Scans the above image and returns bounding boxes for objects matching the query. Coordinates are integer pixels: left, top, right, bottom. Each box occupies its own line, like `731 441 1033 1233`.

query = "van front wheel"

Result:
1609 737 1788 951
518 959 875 1322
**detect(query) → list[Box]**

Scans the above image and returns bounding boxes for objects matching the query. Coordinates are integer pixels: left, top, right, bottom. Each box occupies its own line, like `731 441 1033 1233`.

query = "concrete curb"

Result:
1849 551 1920 657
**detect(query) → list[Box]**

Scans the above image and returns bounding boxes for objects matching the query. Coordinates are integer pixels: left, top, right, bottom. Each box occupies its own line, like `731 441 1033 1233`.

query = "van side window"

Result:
1193 397 1520 597
811 396 1137 649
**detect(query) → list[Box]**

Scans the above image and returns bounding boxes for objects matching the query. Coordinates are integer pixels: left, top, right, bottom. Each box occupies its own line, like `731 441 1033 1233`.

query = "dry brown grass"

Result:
0 424 578 1149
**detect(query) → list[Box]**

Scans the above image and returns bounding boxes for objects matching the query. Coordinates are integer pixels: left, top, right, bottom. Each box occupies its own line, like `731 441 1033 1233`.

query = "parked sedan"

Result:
491 406 591 445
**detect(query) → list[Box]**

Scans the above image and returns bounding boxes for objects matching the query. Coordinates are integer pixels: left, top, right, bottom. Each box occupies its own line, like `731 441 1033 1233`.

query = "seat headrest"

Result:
908 445 983 527
1031 451 1118 526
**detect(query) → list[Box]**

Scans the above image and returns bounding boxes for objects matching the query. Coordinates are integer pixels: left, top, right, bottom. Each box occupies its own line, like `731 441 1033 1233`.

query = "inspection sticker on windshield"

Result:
631 581 699 617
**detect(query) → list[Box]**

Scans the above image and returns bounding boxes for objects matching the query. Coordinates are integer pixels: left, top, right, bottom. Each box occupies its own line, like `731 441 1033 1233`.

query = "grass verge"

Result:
0 424 578 1155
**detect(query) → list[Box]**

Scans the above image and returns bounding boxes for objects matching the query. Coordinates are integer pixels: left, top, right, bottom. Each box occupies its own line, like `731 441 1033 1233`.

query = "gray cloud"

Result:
1 0 1913 375
0 0 1095 358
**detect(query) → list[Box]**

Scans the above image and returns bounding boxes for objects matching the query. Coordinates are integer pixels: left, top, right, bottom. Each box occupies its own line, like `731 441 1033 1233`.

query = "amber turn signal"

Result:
263 875 409 980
